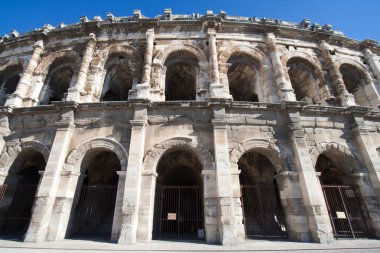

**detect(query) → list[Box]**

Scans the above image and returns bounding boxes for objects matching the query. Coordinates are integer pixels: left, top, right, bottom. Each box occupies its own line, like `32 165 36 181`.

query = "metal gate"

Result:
241 185 287 239
70 186 117 239
322 185 373 239
153 186 204 240
0 184 38 237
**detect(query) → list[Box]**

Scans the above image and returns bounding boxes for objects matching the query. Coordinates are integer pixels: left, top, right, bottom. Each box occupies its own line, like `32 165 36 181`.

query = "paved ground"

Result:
0 239 380 253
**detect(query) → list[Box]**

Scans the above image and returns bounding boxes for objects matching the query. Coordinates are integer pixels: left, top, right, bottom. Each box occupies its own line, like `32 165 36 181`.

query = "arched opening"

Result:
165 51 197 101
0 149 46 239
100 54 134 101
0 65 23 106
238 151 287 239
67 149 120 240
227 53 260 102
153 149 204 240
340 64 369 107
316 153 373 239
287 57 322 104
39 56 75 105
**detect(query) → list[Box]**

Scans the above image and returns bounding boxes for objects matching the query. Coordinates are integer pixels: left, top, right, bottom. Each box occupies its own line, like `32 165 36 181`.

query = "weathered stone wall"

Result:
0 10 380 246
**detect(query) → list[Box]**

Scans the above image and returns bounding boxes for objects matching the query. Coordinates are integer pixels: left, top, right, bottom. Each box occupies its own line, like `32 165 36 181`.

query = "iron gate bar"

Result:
0 184 39 237
70 185 117 239
241 184 287 239
321 185 373 239
338 186 355 239
153 186 204 240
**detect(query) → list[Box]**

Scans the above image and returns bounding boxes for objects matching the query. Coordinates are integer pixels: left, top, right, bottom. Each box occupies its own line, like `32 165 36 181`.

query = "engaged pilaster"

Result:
66 33 97 102
211 103 244 245
364 49 380 83
118 105 147 244
274 171 312 241
348 173 380 237
266 33 296 102
350 112 380 207
24 103 76 242
5 40 44 107
286 105 334 243
133 28 155 100
45 170 81 241
208 29 226 98
111 171 127 241
319 41 356 107
0 107 12 155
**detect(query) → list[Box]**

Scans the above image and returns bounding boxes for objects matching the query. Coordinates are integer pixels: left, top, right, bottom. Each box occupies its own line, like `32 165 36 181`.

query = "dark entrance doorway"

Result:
153 150 204 240
239 151 287 239
68 149 120 240
0 149 46 239
317 154 373 239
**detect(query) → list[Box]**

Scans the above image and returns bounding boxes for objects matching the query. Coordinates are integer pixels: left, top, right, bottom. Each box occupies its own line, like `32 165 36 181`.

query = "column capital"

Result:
87 32 97 42
141 170 157 177
117 171 127 177
273 171 300 180
265 32 277 50
146 27 155 37
33 40 44 49
0 106 13 115
207 28 217 36
201 169 216 176
129 119 147 128
211 119 227 128
60 170 81 177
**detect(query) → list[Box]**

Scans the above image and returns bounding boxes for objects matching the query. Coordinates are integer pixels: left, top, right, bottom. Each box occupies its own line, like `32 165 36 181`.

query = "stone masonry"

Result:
0 9 380 246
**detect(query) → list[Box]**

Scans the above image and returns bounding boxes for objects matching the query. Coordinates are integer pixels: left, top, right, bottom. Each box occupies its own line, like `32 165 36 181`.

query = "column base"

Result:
118 218 137 244
281 88 296 102
132 83 151 100
24 196 56 243
210 83 230 99
65 87 85 103
5 93 24 107
339 93 357 107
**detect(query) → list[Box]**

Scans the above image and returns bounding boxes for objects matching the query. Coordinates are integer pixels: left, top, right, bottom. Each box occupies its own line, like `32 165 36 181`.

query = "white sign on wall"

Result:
167 213 177 220
336 211 346 219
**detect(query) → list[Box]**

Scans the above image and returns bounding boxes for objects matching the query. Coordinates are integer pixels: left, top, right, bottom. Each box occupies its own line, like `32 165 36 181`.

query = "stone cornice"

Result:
1 10 378 53
3 101 380 121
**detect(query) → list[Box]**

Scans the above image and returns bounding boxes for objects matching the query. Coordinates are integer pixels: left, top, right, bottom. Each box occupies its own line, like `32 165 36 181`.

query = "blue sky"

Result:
1 0 379 42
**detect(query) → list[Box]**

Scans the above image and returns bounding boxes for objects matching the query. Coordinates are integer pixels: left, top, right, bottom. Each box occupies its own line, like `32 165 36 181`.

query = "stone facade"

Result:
0 10 380 245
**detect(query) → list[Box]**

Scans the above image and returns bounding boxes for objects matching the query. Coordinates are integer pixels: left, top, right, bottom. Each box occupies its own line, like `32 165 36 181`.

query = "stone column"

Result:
45 170 81 241
134 29 154 100
211 104 244 245
0 172 8 185
364 49 380 83
118 106 147 244
66 33 97 102
286 106 334 243
136 170 157 241
111 171 127 241
202 170 220 243
348 173 380 237
266 33 296 101
208 29 226 98
24 104 75 242
350 115 380 207
5 40 44 107
363 48 380 108
0 108 11 156
274 171 312 241
319 41 356 106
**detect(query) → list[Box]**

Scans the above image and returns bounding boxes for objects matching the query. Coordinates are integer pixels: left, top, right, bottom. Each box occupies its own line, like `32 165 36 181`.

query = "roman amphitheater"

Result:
0 9 380 246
